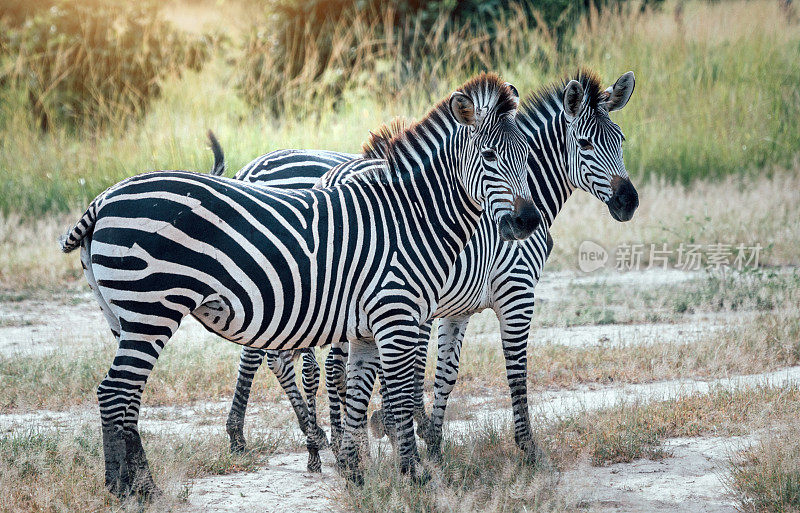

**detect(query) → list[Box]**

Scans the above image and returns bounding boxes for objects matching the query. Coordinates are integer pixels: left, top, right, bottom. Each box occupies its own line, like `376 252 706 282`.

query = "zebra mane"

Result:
519 69 605 118
360 73 519 167
362 118 411 160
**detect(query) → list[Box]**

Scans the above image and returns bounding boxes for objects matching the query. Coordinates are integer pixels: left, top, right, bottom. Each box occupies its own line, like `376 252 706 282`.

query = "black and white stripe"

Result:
220 70 639 463
61 73 538 496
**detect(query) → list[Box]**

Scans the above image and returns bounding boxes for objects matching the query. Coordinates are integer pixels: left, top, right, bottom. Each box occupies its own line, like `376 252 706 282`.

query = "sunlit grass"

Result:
1 0 799 216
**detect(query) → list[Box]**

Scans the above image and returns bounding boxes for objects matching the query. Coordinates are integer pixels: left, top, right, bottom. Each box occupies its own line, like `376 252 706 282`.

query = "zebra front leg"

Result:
375 324 428 483
413 321 433 443
99 332 171 499
300 349 328 472
371 321 432 443
325 342 348 456
498 307 540 465
226 347 268 453
337 339 380 485
428 316 469 460
370 322 431 451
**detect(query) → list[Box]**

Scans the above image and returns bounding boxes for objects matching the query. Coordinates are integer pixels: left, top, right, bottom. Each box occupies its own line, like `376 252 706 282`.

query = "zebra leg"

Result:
300 348 328 472
337 339 379 485
428 316 469 460
370 371 398 448
98 331 171 499
121 384 160 500
370 322 431 449
497 304 539 464
325 341 348 456
266 350 315 440
226 346 267 453
375 324 428 483
413 321 433 443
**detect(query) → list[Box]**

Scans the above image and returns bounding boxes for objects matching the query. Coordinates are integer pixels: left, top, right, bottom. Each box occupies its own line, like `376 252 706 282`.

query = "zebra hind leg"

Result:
121 383 160 500
226 346 268 453
98 330 172 499
300 348 328 472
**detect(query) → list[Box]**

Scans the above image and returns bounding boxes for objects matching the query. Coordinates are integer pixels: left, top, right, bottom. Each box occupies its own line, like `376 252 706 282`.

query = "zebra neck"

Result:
519 107 575 229
389 127 484 262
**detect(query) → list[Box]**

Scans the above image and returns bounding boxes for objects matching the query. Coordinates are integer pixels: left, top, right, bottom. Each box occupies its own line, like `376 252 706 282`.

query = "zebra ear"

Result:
504 82 520 114
450 91 477 128
563 80 585 122
602 71 635 112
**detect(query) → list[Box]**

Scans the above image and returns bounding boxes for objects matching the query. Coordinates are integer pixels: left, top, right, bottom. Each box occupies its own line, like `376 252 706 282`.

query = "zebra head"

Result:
449 78 541 241
563 71 639 222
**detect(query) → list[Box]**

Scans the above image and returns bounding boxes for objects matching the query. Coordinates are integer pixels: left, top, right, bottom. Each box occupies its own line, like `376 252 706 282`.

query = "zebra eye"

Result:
578 139 594 151
482 149 497 162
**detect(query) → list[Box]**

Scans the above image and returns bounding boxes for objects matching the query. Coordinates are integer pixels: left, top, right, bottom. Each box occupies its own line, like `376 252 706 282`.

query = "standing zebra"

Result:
213 69 639 463
60 74 540 497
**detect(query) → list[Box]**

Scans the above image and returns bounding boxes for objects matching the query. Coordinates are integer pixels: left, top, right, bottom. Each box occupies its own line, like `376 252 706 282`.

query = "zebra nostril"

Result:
513 198 541 234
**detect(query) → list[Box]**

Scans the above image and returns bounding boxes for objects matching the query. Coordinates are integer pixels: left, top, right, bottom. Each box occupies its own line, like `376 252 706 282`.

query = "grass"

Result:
539 384 800 468
3 270 798 412
528 269 800 328
0 424 287 512
339 423 569 513
5 170 800 291
341 383 800 512
452 270 800 392
0 333 315 412
1 0 800 216
729 423 800 513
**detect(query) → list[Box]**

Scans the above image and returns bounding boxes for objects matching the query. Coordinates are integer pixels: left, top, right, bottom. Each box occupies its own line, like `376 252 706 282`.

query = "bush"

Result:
2 0 210 131
235 0 664 115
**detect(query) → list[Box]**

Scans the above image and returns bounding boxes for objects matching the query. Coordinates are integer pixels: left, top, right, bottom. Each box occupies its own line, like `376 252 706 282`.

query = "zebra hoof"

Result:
228 431 247 454
307 449 322 473
102 428 130 499
226 420 247 453
414 468 432 486
401 461 431 486
131 479 163 503
415 413 433 442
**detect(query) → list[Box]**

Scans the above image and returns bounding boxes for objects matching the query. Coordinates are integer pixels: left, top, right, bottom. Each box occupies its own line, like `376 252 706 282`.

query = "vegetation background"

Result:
1 0 798 216
1 2 799 511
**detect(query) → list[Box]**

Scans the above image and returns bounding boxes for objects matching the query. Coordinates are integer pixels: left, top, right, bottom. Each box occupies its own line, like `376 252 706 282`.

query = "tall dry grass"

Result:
0 0 798 215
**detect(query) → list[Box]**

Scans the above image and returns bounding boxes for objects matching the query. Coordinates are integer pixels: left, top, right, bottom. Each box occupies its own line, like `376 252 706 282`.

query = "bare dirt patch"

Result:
565 436 751 513
185 451 343 513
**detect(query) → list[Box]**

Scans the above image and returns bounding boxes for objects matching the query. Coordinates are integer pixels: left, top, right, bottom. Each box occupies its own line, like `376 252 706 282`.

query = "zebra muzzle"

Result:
498 198 541 241
607 177 639 222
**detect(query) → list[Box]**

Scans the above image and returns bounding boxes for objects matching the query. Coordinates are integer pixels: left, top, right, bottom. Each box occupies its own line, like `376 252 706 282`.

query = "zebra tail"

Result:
58 198 99 253
207 130 226 177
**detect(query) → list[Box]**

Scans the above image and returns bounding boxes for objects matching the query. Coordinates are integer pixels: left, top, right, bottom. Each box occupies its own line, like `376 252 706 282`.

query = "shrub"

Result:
2 0 210 131
235 0 664 115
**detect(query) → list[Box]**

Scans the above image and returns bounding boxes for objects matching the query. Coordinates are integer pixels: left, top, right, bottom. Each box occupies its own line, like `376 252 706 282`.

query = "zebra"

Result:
59 73 540 497
212 69 639 463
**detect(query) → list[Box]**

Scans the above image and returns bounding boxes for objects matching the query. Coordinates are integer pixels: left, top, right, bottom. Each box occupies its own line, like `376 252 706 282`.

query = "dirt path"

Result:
0 269 783 511
185 451 343 513
564 436 750 513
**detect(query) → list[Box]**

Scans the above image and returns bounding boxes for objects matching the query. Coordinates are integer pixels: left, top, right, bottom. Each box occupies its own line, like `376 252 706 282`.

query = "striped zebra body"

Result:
63 74 539 496
221 70 639 462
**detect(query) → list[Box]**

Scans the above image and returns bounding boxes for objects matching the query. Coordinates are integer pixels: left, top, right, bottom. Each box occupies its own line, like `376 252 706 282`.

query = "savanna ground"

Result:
1 0 800 511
